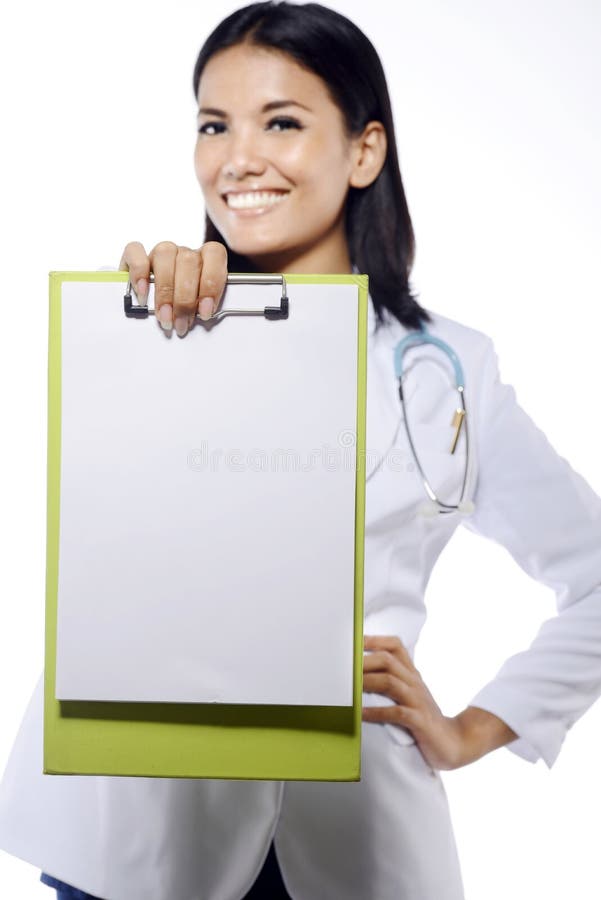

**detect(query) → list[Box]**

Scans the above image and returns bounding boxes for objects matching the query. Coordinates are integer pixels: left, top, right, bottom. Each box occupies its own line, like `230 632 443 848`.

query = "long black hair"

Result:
192 1 430 331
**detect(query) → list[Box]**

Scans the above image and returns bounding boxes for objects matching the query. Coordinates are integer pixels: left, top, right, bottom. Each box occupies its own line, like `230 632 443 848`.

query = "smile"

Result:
224 191 290 211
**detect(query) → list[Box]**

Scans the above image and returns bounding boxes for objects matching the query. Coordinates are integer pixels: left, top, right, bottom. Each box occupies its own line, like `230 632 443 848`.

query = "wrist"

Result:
453 705 518 763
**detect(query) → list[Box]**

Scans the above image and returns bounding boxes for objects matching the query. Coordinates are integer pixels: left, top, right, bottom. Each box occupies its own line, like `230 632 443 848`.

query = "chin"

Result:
226 238 292 262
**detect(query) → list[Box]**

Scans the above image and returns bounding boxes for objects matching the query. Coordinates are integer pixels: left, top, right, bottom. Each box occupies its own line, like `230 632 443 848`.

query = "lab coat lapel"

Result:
365 299 413 482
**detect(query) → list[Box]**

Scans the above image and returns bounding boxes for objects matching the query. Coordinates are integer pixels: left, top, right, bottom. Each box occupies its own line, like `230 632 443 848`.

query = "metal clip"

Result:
124 273 289 321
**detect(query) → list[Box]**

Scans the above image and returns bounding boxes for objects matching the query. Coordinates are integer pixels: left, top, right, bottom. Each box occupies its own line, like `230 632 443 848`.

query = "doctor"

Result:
2 3 601 899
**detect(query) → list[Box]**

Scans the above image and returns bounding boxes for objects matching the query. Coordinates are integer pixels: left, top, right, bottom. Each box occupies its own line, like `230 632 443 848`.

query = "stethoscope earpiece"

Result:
417 498 476 518
458 499 475 516
418 500 440 518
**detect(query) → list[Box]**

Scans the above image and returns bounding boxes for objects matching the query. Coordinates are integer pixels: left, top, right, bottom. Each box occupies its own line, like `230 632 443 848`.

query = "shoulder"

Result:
379 305 497 376
423 312 503 418
423 309 494 365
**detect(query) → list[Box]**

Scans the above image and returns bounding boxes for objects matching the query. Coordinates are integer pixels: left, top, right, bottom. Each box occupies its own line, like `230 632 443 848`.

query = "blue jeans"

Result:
40 841 291 898
40 871 103 899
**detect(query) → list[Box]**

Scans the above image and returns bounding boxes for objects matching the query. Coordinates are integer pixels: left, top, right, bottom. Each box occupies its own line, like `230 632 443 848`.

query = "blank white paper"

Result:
54 279 359 705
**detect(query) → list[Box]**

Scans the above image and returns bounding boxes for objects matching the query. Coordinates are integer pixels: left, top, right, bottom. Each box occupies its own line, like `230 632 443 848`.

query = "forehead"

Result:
197 42 334 109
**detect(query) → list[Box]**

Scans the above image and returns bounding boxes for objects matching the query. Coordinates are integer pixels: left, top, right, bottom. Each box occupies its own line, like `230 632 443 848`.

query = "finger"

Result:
363 672 411 705
364 634 414 668
149 241 178 333
362 705 416 729
119 241 150 305
197 241 228 321
362 650 416 684
172 246 202 336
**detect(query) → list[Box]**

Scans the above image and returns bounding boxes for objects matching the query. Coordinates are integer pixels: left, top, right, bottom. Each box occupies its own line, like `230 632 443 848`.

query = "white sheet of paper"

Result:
54 279 359 705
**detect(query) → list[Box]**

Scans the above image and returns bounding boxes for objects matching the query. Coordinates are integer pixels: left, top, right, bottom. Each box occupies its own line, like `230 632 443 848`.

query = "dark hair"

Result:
192 1 430 331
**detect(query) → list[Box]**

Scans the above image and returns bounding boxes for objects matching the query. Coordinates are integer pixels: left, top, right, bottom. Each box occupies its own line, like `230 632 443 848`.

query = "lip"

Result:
220 188 290 196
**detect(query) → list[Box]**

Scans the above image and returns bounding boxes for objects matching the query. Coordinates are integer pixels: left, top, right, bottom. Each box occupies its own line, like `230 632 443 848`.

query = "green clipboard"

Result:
44 271 368 780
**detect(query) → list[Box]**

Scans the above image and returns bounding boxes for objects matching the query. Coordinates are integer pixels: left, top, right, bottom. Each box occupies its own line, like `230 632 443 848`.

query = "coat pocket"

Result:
406 421 472 512
383 722 417 747
383 725 440 779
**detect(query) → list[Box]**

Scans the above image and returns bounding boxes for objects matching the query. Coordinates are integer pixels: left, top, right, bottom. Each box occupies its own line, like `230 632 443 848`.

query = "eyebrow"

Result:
197 99 312 118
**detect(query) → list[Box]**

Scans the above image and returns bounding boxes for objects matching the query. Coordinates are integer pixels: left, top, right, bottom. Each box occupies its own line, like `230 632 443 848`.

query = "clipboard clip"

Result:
123 273 289 321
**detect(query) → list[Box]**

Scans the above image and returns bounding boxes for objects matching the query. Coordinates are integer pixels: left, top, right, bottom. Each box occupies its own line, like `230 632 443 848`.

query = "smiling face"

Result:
194 42 385 273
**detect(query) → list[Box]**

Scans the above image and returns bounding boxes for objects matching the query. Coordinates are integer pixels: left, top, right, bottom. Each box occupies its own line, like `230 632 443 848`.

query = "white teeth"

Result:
226 191 289 210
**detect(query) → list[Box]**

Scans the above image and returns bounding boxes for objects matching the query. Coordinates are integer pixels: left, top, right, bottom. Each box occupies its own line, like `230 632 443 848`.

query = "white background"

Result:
0 0 599 897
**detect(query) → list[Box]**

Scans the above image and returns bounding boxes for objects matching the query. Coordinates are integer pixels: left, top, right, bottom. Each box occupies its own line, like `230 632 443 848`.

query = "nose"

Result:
221 125 267 180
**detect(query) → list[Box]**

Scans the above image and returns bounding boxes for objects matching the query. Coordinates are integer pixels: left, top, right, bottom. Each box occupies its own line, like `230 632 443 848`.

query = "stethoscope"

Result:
393 324 475 517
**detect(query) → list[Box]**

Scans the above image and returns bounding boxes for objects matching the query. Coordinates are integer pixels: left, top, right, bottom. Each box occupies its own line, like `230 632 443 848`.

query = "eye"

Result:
197 121 226 136
197 117 303 136
267 116 303 132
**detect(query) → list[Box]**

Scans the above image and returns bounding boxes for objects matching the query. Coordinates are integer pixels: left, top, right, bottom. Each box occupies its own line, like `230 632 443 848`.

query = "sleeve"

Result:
462 337 601 769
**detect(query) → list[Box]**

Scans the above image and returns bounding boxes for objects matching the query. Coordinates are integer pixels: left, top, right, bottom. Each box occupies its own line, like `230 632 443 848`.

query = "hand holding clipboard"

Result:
120 240 229 336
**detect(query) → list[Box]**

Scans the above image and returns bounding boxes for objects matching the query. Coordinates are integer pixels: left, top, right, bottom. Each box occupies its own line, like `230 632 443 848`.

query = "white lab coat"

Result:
1 297 601 900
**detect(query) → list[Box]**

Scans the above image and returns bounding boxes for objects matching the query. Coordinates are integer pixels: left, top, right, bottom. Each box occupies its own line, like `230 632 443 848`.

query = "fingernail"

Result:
199 297 214 321
175 316 188 337
135 278 148 304
158 304 173 331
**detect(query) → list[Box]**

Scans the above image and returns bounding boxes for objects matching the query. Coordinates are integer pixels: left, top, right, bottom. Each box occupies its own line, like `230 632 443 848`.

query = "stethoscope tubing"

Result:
394 325 472 515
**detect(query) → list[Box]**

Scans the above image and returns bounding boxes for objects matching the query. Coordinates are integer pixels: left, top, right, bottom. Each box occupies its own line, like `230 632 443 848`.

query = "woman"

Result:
1 2 600 898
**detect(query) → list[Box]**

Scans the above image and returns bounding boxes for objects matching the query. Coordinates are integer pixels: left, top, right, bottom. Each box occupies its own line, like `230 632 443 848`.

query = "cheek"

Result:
295 136 351 193
193 144 217 189
279 133 346 184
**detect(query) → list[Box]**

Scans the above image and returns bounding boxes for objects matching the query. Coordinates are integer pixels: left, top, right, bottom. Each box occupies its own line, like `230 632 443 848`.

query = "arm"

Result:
363 634 518 770
462 337 601 769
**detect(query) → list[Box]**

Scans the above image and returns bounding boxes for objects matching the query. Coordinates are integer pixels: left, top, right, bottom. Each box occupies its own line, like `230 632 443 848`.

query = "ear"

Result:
349 121 387 189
